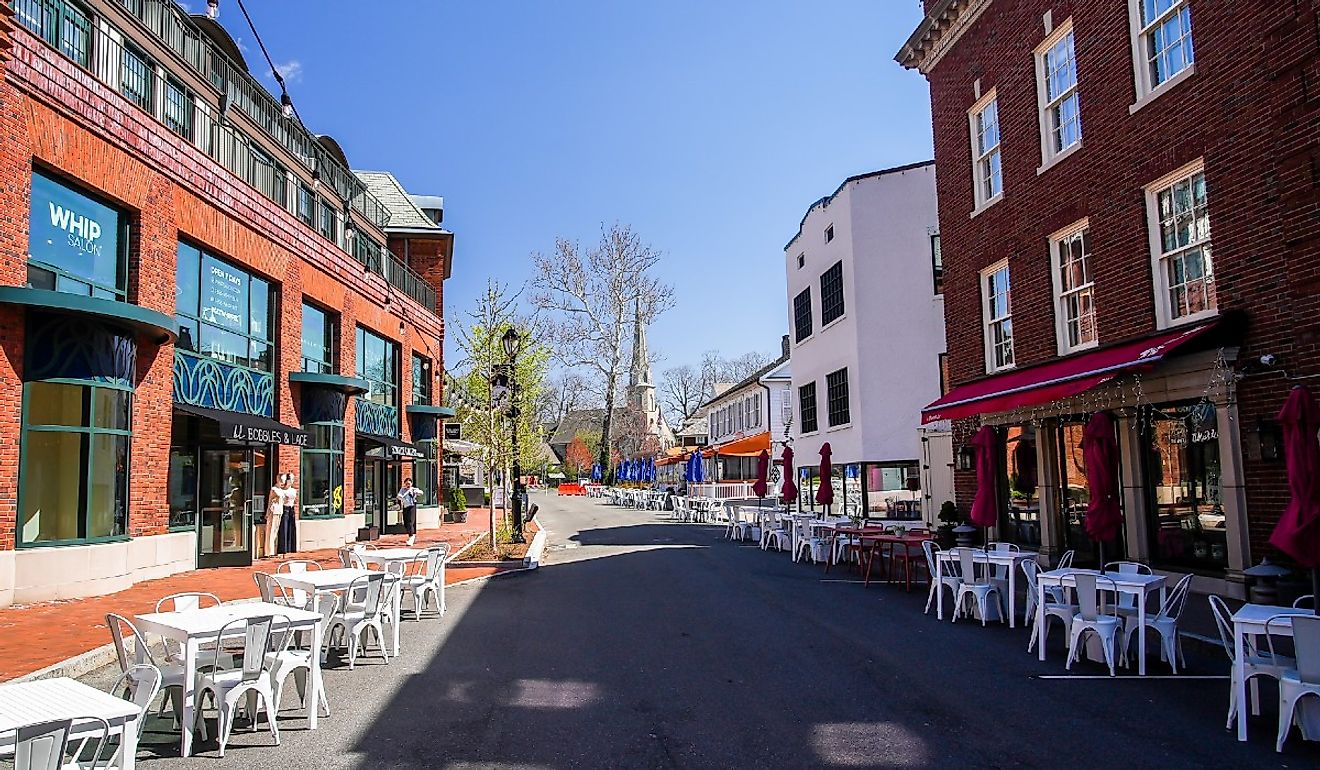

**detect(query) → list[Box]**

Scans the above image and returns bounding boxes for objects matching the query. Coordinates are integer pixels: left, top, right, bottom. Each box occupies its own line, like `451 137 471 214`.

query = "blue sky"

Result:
213 1 932 371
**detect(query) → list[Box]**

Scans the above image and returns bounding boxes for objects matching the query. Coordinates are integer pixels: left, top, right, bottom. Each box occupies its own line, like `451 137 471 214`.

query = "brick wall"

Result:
0 25 449 547
921 1 1320 553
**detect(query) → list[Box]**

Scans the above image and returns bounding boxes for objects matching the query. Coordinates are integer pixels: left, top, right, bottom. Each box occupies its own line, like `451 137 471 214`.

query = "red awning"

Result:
922 323 1216 424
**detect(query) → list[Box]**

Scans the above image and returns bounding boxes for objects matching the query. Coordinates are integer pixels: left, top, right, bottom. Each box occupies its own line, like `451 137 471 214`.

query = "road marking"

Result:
1033 675 1228 680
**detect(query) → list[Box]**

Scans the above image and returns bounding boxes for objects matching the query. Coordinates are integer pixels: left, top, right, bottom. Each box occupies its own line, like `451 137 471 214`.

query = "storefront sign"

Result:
227 422 309 447
389 444 423 459
200 255 246 331
444 423 462 441
28 171 121 288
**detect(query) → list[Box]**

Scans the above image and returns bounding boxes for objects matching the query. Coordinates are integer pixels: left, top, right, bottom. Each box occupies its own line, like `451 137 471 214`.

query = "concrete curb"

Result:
523 527 548 570
446 533 487 564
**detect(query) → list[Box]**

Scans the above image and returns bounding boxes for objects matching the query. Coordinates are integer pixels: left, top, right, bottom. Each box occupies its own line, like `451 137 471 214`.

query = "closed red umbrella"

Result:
752 449 769 500
968 426 999 528
816 442 834 508
1083 412 1122 550
780 446 798 506
1270 386 1320 607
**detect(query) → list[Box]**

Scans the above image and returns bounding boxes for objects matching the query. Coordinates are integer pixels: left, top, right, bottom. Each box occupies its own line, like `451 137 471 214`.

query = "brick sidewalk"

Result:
0 512 517 682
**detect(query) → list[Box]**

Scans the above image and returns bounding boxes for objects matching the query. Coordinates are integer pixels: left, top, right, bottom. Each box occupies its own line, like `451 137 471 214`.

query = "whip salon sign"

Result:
28 171 122 290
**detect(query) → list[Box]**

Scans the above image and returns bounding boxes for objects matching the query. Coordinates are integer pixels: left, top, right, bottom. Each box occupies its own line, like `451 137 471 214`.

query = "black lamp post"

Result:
501 327 524 543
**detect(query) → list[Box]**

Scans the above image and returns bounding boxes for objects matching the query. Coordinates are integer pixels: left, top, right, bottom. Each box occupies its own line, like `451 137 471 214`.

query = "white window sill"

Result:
1057 339 1100 357
819 315 847 334
1129 64 1196 115
986 363 1017 376
1037 141 1083 176
826 422 853 433
970 194 1004 219
799 429 820 438
1156 306 1219 331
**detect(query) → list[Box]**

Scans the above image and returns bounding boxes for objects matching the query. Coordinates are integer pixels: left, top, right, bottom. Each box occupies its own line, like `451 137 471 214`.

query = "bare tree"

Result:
659 364 705 426
537 370 599 430
532 223 674 472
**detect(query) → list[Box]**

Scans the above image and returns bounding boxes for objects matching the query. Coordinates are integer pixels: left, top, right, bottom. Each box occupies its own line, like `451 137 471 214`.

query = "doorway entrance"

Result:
355 450 407 536
196 447 269 568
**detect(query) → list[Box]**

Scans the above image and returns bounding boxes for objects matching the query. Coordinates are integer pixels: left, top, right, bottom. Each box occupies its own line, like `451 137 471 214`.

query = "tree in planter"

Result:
564 434 593 480
447 487 468 522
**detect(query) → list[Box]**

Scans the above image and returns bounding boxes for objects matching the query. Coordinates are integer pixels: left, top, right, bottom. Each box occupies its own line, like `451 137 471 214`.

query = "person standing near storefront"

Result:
277 473 299 555
398 477 423 546
267 473 296 557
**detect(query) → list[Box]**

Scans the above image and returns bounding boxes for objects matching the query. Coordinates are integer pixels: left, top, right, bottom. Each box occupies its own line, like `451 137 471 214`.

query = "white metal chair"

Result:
325 572 390 669
1121 573 1193 673
398 543 450 619
922 541 961 616
1274 614 1320 752
11 716 111 770
266 596 334 720
1295 594 1315 610
953 549 1004 626
154 592 224 665
1022 559 1076 653
1055 549 1076 570
794 519 828 564
103 663 160 770
1209 594 1295 730
1066 574 1122 676
760 511 789 552
192 614 285 758
105 613 189 728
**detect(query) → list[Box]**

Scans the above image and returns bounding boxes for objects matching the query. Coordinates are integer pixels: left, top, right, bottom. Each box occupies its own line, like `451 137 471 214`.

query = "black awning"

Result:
359 432 424 459
175 403 309 447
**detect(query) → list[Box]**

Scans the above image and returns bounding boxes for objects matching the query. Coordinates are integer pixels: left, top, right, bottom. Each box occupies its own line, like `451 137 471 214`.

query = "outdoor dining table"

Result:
274 567 403 657
934 549 1038 627
355 547 426 568
1034 568 1166 675
863 532 934 590
134 600 324 758
820 525 888 574
0 677 142 769
1229 603 1315 742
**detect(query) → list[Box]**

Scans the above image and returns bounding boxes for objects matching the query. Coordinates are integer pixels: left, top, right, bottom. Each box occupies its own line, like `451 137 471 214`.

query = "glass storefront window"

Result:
1051 418 1125 567
1003 426 1042 548
412 353 432 404
28 170 126 299
301 423 344 518
862 461 921 520
1143 402 1226 572
415 440 438 508
19 381 131 545
301 302 338 373
176 243 275 371
169 446 198 530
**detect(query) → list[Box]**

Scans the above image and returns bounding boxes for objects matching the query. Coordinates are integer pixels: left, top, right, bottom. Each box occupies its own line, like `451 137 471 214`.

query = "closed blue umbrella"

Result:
694 451 706 483
591 463 601 482
649 457 657 482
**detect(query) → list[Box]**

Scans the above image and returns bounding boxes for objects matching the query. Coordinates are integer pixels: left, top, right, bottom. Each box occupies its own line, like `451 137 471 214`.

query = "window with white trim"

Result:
981 261 1014 372
1036 22 1080 164
969 92 1002 209
1147 162 1215 327
1129 0 1195 99
1050 222 1097 353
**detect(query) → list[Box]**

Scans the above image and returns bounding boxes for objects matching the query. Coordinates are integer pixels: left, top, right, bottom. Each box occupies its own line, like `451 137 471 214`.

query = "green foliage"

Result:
938 500 960 526
447 486 467 512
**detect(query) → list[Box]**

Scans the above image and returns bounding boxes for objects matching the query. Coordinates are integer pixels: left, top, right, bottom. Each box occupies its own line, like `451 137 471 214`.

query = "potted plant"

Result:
447 487 468 523
936 500 960 548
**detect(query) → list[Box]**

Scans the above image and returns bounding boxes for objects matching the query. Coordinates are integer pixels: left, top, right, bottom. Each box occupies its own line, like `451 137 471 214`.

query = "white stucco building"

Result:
700 337 792 481
783 161 953 521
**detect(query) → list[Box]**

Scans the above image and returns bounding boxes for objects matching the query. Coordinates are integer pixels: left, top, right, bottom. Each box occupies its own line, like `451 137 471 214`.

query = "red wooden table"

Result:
862 532 933 590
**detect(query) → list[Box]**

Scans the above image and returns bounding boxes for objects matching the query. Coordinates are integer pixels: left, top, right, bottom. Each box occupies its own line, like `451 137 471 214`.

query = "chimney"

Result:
781 334 790 358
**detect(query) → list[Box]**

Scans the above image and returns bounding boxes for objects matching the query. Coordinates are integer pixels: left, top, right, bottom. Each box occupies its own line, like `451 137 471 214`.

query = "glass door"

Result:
1056 420 1124 568
198 448 254 567
382 461 405 534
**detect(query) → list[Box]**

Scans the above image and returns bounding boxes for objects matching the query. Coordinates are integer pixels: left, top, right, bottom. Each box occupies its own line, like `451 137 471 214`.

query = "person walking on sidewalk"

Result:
397 478 424 547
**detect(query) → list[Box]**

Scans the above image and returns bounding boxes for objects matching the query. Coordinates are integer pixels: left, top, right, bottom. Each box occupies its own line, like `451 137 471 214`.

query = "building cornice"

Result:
0 1 15 65
895 0 993 75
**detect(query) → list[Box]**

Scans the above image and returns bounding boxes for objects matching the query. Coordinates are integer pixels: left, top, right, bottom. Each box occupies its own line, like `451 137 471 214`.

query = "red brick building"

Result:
899 0 1320 597
0 0 454 605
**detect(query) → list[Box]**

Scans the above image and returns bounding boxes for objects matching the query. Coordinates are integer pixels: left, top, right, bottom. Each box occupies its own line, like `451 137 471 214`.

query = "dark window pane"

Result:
88 433 129 538
176 243 201 315
169 447 197 529
250 277 270 341
794 289 812 343
20 431 86 542
93 388 130 430
27 381 87 426
121 44 154 111
820 262 845 326
163 78 194 140
799 382 818 434
176 317 199 353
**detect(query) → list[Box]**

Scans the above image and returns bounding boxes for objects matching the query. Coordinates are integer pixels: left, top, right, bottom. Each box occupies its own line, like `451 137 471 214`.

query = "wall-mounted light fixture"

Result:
957 445 976 472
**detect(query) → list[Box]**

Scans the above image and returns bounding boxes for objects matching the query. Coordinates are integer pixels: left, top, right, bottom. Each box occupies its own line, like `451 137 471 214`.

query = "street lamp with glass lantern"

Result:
501 327 525 543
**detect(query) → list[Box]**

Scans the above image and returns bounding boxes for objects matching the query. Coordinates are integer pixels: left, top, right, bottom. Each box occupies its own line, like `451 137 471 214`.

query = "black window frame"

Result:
296 183 315 227
826 367 850 427
798 382 818 434
162 76 195 141
793 288 812 343
174 241 276 373
824 224 834 243
931 233 944 295
356 325 399 407
820 261 845 326
411 352 432 405
301 301 339 374
317 198 337 242
119 41 155 113
15 0 92 68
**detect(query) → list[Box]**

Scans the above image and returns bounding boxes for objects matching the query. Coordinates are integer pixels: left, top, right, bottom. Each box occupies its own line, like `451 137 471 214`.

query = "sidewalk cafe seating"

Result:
1273 614 1320 752
11 716 109 770
952 549 1004 626
1209 595 1295 731
1065 574 1123 676
1021 560 1076 654
1120 573 1193 674
191 614 287 758
324 573 390 670
106 613 189 728
108 663 162 767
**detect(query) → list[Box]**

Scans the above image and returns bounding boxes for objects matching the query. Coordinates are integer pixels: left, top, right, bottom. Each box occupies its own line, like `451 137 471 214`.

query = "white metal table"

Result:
355 547 426 567
1229 604 1311 741
134 601 324 758
0 677 141 769
935 549 1038 627
276 567 402 657
1035 568 1166 675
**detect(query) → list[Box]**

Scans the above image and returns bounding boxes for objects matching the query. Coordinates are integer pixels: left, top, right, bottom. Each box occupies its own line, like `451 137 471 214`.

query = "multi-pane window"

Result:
356 326 399 407
19 381 131 544
27 170 126 300
825 225 834 243
175 242 275 372
798 382 818 434
1133 0 1194 94
826 368 850 427
250 145 287 207
1037 26 1080 161
163 77 194 141
317 199 338 242
931 233 943 295
820 261 845 326
780 390 793 426
120 44 155 112
15 0 91 67
301 302 338 374
297 184 315 227
796 253 805 269
412 353 432 405
1052 224 1097 352
301 423 344 518
1148 164 1215 325
970 93 1002 208
793 288 812 343
982 262 1014 372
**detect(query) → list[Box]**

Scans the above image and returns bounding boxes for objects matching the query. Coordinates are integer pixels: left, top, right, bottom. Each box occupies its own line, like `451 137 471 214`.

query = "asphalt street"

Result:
83 494 1320 768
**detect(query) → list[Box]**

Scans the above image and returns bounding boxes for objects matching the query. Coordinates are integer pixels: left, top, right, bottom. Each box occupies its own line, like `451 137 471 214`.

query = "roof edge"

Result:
783 160 935 251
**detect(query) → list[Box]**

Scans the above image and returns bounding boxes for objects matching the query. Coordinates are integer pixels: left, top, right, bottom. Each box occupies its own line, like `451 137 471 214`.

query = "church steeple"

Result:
628 297 651 388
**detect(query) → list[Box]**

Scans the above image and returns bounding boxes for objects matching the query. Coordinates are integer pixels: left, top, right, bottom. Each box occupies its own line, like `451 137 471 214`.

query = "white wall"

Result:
0 532 195 607
784 164 944 471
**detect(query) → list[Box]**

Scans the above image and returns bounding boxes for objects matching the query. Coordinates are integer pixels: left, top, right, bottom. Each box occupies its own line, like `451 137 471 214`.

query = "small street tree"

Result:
563 434 593 479
532 223 673 475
